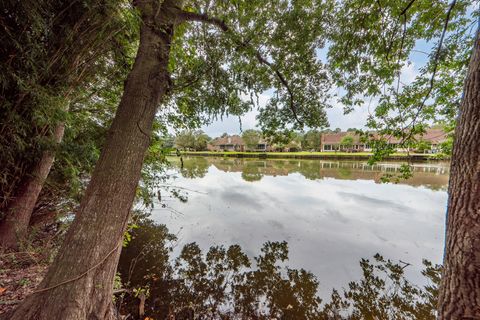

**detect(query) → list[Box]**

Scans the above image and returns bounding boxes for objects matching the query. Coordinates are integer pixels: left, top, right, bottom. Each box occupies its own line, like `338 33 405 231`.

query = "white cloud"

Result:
326 101 370 130
400 62 419 86
201 110 258 137
201 93 270 137
201 62 421 137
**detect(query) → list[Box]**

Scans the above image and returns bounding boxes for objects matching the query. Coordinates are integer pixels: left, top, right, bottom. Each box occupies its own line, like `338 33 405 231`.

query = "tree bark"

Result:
437 30 480 319
8 1 175 319
0 122 65 250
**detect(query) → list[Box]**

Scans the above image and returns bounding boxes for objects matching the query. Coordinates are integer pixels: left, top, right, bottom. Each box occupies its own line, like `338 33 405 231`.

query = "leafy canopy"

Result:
242 129 263 150
163 0 334 138
328 0 475 155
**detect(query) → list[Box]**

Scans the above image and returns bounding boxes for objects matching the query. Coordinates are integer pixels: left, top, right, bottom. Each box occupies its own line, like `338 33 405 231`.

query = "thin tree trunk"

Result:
0 122 65 250
8 1 175 319
437 30 480 318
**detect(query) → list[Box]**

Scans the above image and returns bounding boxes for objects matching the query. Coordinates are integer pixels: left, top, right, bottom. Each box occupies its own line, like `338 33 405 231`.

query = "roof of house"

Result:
211 135 244 146
321 129 448 145
321 132 362 145
419 128 448 144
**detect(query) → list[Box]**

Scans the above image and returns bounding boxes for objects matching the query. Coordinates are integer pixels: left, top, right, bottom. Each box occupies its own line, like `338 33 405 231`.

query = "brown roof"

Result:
321 129 447 145
211 135 244 146
418 128 447 144
321 132 362 145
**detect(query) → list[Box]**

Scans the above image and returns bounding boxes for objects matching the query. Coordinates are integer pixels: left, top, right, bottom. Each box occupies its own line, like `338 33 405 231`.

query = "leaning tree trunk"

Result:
0 122 65 250
437 30 480 318
8 1 174 319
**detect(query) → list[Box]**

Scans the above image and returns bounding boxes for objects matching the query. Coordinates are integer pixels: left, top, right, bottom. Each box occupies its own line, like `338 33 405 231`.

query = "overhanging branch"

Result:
405 0 457 134
399 0 417 16
176 10 303 125
176 11 228 32
383 0 457 145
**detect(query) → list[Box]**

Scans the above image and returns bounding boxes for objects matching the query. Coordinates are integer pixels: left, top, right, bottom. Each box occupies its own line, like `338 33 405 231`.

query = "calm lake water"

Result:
152 156 449 298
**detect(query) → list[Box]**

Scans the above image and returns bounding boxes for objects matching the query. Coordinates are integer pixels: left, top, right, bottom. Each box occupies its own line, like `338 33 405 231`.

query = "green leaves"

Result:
340 135 354 148
174 130 211 151
166 0 333 136
241 129 262 150
0 0 137 214
328 0 473 158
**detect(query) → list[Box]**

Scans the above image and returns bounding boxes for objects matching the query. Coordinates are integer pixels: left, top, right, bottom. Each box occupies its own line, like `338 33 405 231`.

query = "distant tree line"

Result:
174 130 211 151
175 125 448 154
171 127 362 152
1 0 477 318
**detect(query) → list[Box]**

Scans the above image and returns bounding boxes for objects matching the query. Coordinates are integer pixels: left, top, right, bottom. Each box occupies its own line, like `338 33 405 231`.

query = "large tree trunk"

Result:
437 30 480 318
8 1 175 319
0 122 65 250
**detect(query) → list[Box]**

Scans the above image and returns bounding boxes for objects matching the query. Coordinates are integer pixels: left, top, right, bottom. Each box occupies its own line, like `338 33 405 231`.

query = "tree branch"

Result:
176 11 228 31
401 0 457 144
399 0 417 16
379 0 457 146
176 10 303 125
422 0 457 106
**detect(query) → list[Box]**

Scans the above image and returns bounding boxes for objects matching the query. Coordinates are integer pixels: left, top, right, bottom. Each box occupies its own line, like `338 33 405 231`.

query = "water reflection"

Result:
152 156 447 302
118 216 441 319
170 157 449 190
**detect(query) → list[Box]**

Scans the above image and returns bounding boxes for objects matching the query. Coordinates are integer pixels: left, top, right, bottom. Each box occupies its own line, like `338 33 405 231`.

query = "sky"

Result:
200 60 422 138
201 99 371 138
198 5 478 139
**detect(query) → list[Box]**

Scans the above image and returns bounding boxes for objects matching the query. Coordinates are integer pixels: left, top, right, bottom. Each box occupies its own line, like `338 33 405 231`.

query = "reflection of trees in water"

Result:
178 157 210 178
337 167 352 179
241 162 264 182
173 157 449 190
118 217 441 319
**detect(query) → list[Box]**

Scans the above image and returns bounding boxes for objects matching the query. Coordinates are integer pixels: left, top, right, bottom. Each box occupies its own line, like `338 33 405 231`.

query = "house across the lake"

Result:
253 139 270 152
204 129 447 153
320 129 448 153
208 135 272 152
208 135 245 151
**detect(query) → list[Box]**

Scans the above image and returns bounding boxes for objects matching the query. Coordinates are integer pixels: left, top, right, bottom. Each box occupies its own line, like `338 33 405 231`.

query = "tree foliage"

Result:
162 0 334 139
0 0 137 216
340 135 354 149
175 130 211 151
328 0 474 158
302 130 321 151
242 129 262 150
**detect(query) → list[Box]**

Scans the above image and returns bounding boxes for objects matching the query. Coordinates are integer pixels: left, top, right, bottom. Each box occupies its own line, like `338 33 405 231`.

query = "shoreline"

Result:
176 151 449 162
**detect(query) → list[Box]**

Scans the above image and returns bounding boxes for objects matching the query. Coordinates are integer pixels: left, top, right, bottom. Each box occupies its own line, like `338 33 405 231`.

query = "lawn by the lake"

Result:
177 151 443 158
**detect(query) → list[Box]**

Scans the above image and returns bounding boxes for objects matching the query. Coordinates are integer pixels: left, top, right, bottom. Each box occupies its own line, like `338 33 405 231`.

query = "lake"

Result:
151 156 449 299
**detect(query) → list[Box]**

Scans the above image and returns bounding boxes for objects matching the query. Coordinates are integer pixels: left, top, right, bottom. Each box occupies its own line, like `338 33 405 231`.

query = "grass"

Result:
177 150 440 158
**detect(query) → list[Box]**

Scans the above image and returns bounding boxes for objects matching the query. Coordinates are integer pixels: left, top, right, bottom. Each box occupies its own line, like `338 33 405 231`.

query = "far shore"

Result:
174 151 450 162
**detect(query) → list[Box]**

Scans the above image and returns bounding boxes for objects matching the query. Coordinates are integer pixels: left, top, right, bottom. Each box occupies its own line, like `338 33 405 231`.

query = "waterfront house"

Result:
320 129 447 153
209 135 245 151
208 135 272 152
255 139 270 152
320 132 365 152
